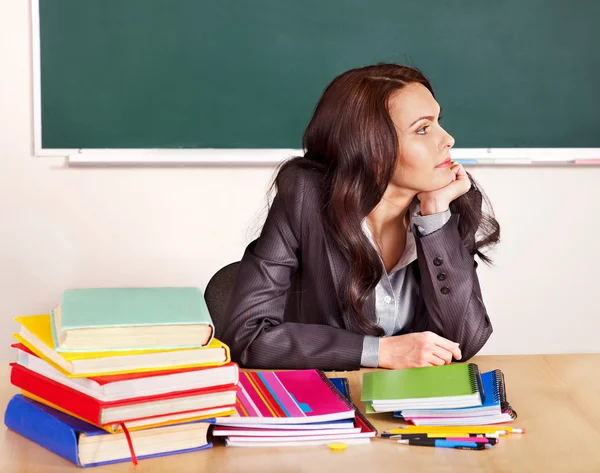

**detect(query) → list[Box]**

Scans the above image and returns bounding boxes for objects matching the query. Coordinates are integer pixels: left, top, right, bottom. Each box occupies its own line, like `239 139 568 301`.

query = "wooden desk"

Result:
1 355 599 473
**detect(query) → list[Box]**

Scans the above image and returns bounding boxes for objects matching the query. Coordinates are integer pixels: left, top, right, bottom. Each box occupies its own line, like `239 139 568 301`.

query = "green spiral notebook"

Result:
361 363 484 413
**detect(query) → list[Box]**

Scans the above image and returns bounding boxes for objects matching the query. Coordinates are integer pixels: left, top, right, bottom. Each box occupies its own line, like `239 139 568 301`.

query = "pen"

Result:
390 435 498 445
398 439 492 450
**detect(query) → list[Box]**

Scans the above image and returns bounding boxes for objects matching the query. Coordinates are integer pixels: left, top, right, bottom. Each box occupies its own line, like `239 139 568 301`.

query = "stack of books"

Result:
4 287 240 467
361 363 517 426
361 363 519 450
393 369 517 426
211 370 377 447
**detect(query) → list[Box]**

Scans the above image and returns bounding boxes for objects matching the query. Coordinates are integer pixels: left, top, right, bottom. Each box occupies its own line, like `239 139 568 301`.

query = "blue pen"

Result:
398 439 491 450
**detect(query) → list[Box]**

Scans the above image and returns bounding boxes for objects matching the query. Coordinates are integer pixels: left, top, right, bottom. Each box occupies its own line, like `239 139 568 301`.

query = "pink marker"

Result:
446 437 499 444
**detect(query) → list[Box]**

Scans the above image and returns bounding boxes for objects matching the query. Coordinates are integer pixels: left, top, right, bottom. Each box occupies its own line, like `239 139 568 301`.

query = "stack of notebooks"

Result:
362 363 517 426
4 287 240 467
211 370 377 447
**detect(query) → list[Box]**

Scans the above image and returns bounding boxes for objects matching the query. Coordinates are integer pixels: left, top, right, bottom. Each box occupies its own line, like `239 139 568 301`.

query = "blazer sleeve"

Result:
411 214 493 360
220 169 365 370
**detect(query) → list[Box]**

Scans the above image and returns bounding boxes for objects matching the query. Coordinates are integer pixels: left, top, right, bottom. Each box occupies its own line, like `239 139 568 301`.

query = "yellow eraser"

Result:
328 442 348 451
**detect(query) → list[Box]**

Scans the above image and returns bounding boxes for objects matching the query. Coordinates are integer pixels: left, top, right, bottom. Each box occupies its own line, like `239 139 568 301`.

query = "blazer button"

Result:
433 257 443 266
437 273 447 281
441 286 451 295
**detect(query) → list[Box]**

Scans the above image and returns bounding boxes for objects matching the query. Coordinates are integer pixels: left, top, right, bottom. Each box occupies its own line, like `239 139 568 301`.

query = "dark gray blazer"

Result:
221 165 493 370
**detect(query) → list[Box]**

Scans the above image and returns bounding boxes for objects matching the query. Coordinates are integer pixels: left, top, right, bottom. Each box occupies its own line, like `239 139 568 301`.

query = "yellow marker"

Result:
390 426 525 434
328 442 348 451
383 432 501 438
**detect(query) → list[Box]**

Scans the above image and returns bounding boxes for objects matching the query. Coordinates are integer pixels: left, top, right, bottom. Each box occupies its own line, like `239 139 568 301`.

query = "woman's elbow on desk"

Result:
458 319 493 361
222 334 258 368
221 317 279 369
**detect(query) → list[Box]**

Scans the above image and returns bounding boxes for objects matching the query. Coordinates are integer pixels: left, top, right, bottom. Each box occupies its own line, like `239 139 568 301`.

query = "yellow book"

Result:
22 390 235 434
14 315 231 378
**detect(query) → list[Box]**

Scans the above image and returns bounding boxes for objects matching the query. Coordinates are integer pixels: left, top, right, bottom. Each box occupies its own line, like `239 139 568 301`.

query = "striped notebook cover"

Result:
214 370 356 425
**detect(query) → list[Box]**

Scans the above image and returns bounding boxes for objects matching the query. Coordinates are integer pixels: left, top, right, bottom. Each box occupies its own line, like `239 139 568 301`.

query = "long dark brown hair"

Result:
273 63 500 336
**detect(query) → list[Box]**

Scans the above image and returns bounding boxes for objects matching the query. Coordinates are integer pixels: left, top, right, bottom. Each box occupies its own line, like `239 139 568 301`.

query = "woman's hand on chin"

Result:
417 161 471 216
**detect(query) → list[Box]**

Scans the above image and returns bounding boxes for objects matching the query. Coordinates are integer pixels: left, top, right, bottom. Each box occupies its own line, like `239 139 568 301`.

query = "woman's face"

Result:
387 82 456 193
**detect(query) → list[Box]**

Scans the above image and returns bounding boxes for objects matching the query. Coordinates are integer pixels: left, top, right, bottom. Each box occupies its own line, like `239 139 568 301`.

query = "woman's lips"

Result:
436 157 452 168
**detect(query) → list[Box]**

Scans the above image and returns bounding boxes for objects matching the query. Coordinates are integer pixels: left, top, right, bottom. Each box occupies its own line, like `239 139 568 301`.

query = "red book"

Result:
12 343 239 402
10 363 239 426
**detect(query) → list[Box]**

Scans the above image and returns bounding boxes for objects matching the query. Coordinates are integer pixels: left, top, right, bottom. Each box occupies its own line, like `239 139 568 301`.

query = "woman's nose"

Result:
441 131 455 150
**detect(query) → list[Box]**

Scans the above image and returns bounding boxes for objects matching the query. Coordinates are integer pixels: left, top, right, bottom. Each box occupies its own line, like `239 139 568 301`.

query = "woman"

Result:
221 63 500 371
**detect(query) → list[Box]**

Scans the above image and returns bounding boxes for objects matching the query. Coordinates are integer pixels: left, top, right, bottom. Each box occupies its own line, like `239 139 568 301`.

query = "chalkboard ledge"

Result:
33 148 600 167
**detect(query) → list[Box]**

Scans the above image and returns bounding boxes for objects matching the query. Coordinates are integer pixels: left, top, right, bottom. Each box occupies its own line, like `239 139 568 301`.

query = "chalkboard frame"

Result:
31 0 600 166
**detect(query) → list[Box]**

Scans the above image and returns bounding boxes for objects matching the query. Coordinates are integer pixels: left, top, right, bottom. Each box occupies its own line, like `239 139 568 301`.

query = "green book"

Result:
361 364 483 412
50 287 214 352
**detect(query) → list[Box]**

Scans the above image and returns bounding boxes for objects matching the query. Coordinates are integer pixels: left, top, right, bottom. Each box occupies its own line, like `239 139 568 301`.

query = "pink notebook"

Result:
213 370 355 425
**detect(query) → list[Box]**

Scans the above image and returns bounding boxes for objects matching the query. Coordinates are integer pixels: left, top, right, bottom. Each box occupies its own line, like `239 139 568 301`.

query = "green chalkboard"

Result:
39 0 600 149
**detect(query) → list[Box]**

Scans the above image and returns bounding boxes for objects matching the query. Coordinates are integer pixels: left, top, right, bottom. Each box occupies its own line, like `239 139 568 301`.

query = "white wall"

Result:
1 1 598 362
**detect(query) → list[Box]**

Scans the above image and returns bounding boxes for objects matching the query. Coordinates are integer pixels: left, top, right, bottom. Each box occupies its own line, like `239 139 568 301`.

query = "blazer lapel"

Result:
323 231 377 332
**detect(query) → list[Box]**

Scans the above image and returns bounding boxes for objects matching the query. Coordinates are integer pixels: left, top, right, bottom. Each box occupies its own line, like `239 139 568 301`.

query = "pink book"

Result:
213 370 355 425
220 413 377 447
212 426 361 437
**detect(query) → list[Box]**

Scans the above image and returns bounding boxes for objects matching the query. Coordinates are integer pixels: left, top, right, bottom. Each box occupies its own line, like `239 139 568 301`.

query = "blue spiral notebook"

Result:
329 378 350 399
393 369 516 418
4 395 213 467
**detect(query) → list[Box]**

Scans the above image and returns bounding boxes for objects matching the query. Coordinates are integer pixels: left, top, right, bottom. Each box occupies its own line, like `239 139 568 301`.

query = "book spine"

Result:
49 309 61 350
4 395 81 466
10 363 102 425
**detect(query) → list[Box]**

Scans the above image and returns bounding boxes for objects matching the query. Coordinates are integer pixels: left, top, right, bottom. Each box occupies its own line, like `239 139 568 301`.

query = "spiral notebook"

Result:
362 363 484 413
395 369 518 425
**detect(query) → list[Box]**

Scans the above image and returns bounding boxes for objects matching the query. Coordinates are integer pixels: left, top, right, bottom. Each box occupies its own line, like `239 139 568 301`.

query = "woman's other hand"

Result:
378 331 462 369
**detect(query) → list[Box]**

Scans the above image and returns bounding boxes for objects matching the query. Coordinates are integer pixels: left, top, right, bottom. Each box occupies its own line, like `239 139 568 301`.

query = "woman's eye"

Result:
416 125 430 135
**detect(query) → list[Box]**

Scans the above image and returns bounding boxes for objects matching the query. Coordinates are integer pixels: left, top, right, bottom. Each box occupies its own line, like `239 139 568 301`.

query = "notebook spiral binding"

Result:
468 363 485 404
492 369 518 420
